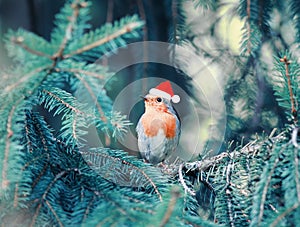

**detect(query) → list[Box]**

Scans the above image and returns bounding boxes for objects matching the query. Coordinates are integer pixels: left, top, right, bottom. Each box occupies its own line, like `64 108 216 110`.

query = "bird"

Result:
136 81 181 164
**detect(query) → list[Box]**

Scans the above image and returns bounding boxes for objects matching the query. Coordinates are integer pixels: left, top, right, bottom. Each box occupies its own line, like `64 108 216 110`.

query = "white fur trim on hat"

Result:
171 95 180 103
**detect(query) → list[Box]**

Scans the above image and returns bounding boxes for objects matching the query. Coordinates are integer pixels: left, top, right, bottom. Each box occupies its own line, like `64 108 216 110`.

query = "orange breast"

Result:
141 111 177 138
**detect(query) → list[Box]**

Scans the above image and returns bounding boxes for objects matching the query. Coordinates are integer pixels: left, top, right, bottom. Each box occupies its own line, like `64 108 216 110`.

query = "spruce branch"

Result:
159 187 181 227
269 203 300 227
3 65 51 93
293 145 300 203
30 168 80 227
44 200 63 227
252 143 286 226
2 105 17 190
246 0 252 54
80 150 163 202
41 89 87 116
11 36 52 59
280 55 298 123
52 0 86 60
72 73 107 122
82 193 97 223
178 164 196 196
63 20 143 58
55 67 105 80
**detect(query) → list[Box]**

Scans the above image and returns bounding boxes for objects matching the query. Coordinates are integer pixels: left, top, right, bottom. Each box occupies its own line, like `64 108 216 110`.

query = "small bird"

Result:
136 81 181 164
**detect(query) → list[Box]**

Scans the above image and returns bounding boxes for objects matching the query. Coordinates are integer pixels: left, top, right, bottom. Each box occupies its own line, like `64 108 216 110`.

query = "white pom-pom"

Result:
171 95 180 103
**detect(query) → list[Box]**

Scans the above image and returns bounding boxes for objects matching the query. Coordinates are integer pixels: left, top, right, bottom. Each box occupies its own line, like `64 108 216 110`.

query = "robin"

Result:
136 81 181 164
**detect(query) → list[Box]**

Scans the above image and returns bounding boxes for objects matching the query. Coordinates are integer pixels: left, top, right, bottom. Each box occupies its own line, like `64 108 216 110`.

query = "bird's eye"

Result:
156 97 162 103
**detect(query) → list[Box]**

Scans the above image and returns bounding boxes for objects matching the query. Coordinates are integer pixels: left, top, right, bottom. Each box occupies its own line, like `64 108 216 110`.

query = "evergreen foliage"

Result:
1 0 300 226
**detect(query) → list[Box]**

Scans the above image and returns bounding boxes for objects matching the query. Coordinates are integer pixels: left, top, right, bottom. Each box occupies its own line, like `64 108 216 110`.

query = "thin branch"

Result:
269 203 300 227
72 73 110 145
52 0 86 60
184 152 229 172
80 151 163 202
257 145 285 225
55 67 105 80
45 200 64 227
72 113 78 140
294 145 300 202
2 105 17 190
72 73 107 122
246 0 251 54
63 21 142 58
14 154 50 207
42 89 85 115
280 55 298 123
82 194 97 223
92 190 129 216
4 65 51 93
292 127 299 148
137 0 149 89
178 164 195 196
25 118 33 153
11 36 52 59
30 168 79 227
159 187 181 227
31 162 49 190
226 188 235 227
106 0 114 23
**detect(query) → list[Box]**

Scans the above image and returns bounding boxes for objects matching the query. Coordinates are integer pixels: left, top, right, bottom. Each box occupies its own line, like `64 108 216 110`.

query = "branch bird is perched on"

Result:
136 81 181 164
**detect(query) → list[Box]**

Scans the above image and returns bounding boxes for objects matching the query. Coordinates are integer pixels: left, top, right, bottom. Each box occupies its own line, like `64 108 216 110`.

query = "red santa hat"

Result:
149 81 180 103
